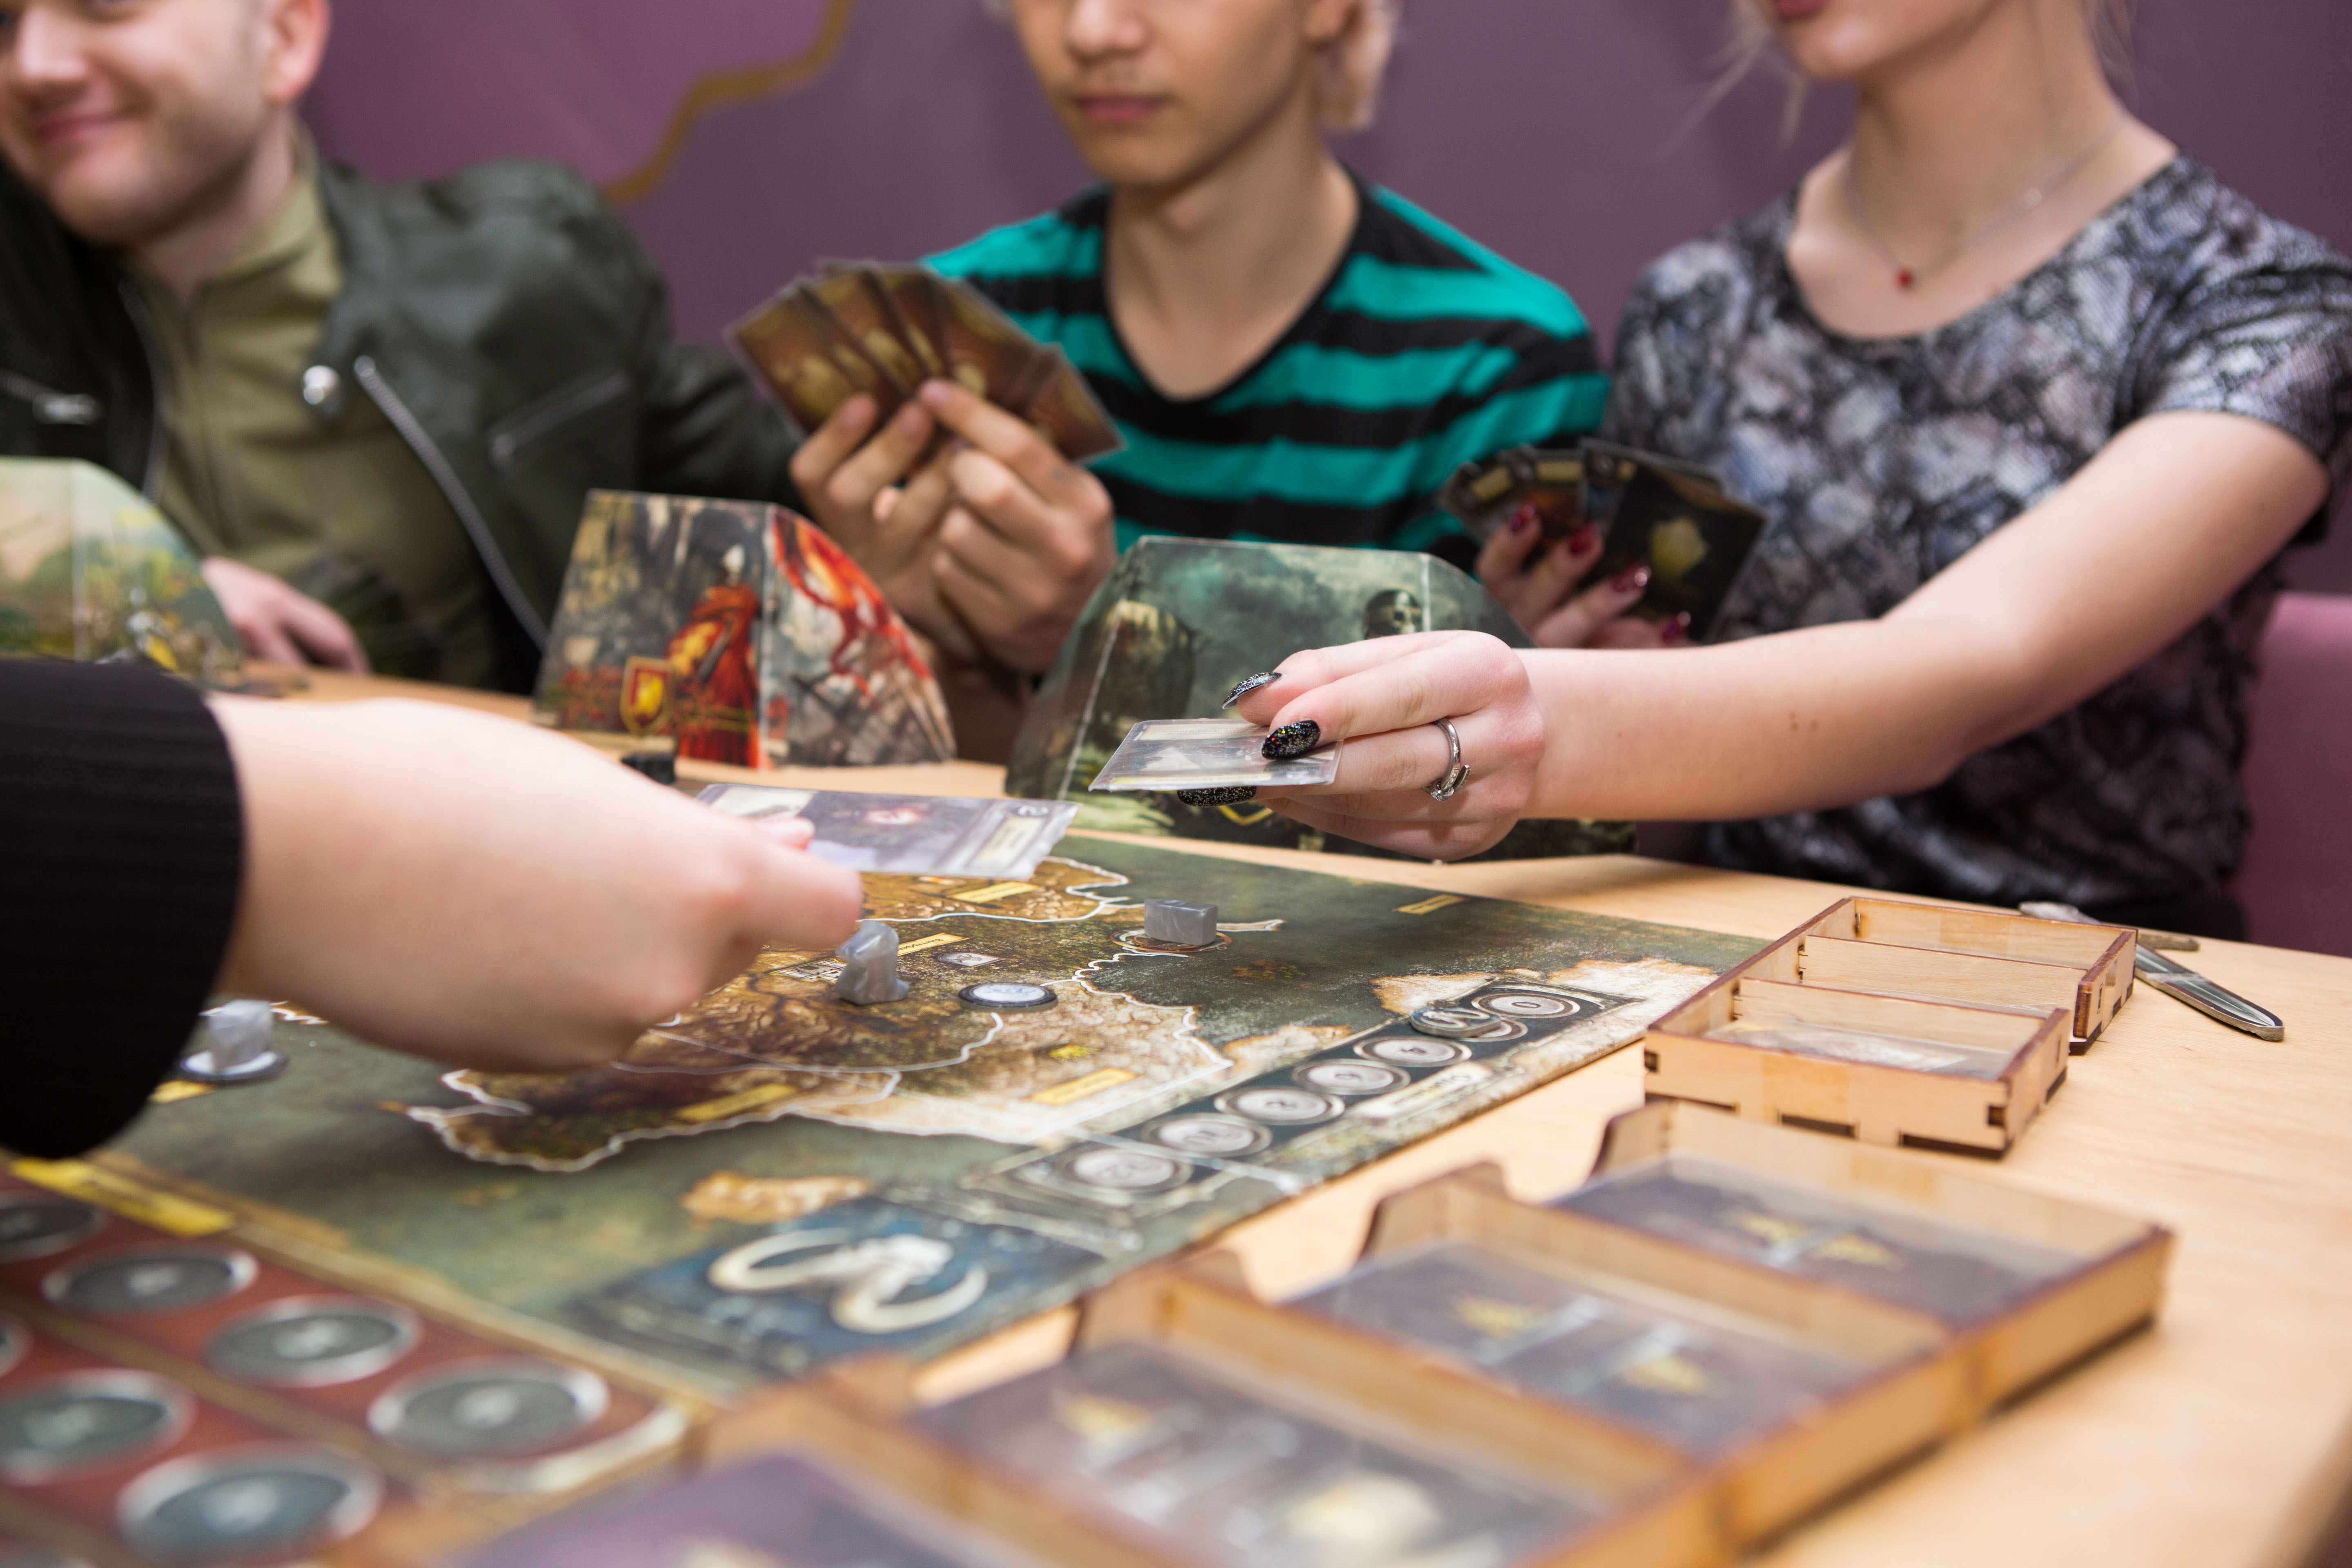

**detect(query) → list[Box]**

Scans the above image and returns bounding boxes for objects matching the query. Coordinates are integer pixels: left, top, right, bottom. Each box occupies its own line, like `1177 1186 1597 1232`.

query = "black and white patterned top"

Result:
1606 158 2352 913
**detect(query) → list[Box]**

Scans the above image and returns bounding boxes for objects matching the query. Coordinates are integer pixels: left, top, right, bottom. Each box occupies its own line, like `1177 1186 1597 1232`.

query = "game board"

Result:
78 840 1757 1399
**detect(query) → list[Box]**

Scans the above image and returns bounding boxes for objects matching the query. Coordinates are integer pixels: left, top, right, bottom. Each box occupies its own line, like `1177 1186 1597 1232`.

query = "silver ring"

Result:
1423 717 1470 801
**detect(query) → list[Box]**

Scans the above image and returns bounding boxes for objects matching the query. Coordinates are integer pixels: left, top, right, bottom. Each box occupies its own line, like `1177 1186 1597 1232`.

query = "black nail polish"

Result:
1176 786 1258 806
1221 672 1282 709
1261 720 1321 761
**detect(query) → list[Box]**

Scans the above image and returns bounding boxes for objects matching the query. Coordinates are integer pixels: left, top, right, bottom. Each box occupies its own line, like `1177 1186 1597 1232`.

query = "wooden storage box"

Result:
1341 1164 1967 1545
709 1275 1726 1568
1567 1102 2173 1405
1642 898 2136 1156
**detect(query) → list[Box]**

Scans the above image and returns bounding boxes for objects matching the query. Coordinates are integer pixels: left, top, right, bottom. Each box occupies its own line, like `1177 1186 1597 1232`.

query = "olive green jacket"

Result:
0 154 800 690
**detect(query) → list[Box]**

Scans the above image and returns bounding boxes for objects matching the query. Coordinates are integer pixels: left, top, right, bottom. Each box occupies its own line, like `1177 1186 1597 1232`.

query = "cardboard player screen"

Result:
80 840 1755 1397
1006 537 1633 860
531 490 954 770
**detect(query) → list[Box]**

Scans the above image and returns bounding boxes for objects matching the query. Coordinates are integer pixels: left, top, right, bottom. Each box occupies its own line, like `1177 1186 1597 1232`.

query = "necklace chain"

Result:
1842 110 2128 290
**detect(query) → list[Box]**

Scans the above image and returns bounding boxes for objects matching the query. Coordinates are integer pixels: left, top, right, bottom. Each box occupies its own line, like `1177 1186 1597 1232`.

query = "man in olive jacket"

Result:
0 0 798 690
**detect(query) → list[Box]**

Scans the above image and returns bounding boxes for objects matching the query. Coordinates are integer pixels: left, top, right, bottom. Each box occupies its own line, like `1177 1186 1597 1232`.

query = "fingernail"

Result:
919 381 954 408
1176 786 1258 806
1611 563 1651 595
893 402 930 436
1262 720 1321 760
1568 524 1598 555
1662 611 1691 645
1222 672 1282 709
1507 504 1534 534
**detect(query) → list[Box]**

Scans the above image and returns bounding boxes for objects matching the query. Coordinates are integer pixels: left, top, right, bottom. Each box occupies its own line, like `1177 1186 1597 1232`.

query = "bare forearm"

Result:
1520 616 2016 820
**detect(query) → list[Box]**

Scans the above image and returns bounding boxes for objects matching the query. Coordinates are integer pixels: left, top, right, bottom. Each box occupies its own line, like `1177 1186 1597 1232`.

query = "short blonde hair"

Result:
1319 0 1403 134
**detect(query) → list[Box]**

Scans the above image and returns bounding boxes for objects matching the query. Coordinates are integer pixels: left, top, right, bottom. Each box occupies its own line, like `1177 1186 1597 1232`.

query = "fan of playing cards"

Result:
729 263 1124 464
1440 439 1770 643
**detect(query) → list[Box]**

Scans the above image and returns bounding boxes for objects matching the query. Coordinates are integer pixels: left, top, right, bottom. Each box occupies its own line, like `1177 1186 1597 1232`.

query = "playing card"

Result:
936 277 1053 408
1021 346 1125 463
918 1343 1590 1568
1299 1239 1878 1457
862 265 951 381
697 785 1077 879
808 266 926 396
1555 1153 2081 1326
729 289 904 434
1584 461 1766 641
1439 446 1586 546
1088 718 1340 793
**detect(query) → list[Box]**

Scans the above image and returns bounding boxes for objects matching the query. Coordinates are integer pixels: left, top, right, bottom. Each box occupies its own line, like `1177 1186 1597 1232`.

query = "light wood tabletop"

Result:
271 670 2352 1568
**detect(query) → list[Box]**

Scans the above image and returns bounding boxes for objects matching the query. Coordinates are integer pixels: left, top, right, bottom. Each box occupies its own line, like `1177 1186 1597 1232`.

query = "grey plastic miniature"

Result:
835 920 910 1004
179 998 287 1083
1143 899 1218 947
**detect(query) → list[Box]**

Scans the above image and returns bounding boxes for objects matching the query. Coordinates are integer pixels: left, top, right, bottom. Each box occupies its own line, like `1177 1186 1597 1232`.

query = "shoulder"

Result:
926 192 1107 283
1619 196 1788 349
1345 185 1589 341
327 157 620 241
2114 160 2352 317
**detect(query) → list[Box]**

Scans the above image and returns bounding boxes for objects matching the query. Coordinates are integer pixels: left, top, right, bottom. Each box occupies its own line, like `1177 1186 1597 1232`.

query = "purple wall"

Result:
309 0 2352 587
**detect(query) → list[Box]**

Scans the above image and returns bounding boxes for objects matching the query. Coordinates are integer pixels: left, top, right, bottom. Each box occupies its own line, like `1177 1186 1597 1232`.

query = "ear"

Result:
257 0 332 109
1301 0 1360 48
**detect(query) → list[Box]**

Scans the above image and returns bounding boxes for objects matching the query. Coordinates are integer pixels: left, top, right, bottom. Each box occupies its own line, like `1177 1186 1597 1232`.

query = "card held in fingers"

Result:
1021 346 1125 463
729 289 891 433
1089 717 1340 792
698 785 1079 880
937 276 1051 405
1586 462 1767 641
808 267 925 395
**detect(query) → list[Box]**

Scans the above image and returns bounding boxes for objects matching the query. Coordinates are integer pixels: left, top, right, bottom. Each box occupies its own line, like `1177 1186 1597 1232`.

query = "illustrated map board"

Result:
56 839 1758 1401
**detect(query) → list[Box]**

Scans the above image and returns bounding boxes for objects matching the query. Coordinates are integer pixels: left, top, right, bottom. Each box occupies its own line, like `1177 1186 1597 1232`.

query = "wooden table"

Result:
274 670 2352 1568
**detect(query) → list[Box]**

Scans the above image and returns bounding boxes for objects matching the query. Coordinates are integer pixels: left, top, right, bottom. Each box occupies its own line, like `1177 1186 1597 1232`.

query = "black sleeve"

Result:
0 662 244 1156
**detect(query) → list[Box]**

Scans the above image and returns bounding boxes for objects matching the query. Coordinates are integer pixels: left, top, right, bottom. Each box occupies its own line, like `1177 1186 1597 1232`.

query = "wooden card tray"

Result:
1642 898 2135 1156
1754 898 2135 1049
708 1278 1725 1568
1571 1102 2172 1405
1342 1164 1965 1545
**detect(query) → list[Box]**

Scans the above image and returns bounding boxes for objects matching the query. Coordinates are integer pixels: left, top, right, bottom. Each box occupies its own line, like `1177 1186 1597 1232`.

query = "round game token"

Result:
1358 1037 1470 1068
0 1313 24 1380
0 1370 192 1484
1294 1061 1408 1097
1214 1087 1345 1126
1407 1005 1529 1044
1474 988 1589 1020
0 1193 103 1263
957 982 1056 1010
206 1297 420 1389
1146 1114 1270 1158
43 1245 258 1319
368 1358 608 1460
117 1443 382 1564
1056 1147 1191 1193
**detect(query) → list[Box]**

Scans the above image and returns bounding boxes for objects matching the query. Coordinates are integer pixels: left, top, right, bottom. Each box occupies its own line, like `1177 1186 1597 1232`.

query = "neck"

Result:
129 111 301 305
1844 3 2120 248
1102 97 1355 397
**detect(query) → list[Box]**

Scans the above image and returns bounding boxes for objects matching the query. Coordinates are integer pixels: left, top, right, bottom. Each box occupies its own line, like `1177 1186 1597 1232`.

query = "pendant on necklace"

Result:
1895 268 1916 290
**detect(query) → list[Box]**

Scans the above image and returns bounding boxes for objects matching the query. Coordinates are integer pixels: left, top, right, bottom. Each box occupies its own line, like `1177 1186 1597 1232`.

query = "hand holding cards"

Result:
1442 440 1766 642
731 263 1123 463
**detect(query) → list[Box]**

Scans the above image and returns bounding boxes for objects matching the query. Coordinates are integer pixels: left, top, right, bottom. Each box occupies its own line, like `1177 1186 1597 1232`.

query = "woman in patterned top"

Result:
1241 0 2352 937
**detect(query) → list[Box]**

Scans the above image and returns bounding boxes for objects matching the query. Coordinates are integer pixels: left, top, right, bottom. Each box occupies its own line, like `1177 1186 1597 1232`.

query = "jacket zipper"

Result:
354 355 550 649
489 369 628 469
116 281 169 501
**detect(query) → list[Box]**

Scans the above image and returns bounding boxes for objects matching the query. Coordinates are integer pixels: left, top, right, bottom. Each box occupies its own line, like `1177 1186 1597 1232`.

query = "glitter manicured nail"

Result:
1262 720 1322 761
1221 672 1282 710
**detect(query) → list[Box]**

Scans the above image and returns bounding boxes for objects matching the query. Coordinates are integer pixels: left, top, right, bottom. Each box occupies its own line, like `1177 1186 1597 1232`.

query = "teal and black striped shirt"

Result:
928 177 1608 562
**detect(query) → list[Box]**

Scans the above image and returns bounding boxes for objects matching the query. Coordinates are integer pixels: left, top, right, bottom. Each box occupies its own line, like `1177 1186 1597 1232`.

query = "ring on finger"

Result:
1423 717 1470 802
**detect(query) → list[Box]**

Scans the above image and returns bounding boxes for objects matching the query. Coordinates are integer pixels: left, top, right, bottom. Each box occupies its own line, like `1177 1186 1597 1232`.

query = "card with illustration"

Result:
1584 462 1766 641
1439 446 1588 546
918 1342 1590 1568
531 490 953 770
1553 1154 2082 1326
698 786 1077 880
1089 717 1341 793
